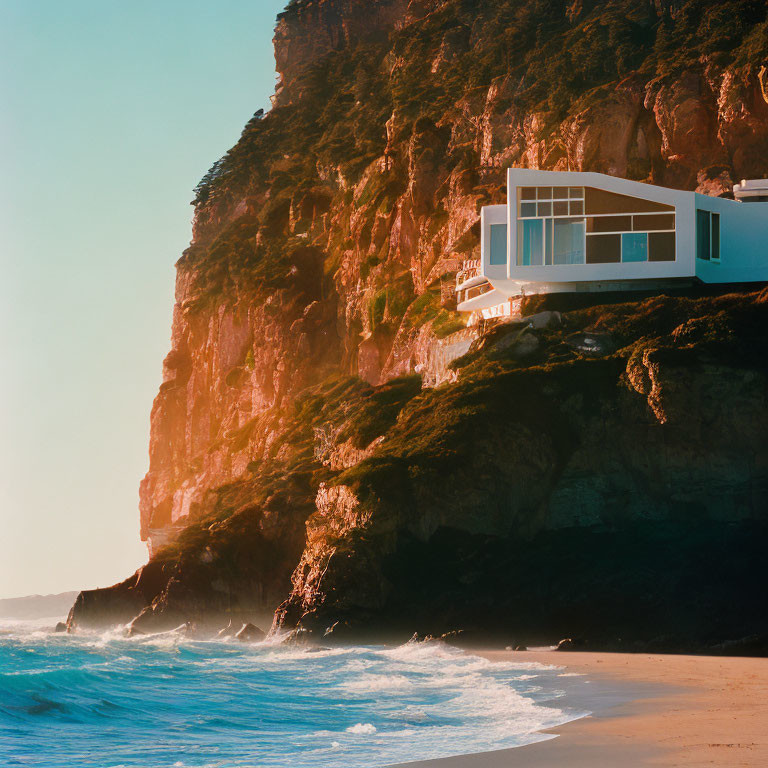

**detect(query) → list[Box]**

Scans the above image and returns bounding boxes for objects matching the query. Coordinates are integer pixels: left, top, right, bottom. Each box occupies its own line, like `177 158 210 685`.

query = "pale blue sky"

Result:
0 0 287 599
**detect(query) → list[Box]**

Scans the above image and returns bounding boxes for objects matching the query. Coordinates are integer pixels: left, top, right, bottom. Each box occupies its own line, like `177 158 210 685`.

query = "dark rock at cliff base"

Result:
407 632 436 643
437 629 498 649
707 635 768 656
438 630 467 647
67 584 147 631
235 623 265 642
216 620 237 639
54 622 67 633
126 605 181 636
556 638 589 652
67 560 168 631
281 627 312 646
172 622 200 638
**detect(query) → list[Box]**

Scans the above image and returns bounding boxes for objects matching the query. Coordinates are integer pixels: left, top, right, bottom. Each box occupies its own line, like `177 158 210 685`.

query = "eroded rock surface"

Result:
69 0 768 648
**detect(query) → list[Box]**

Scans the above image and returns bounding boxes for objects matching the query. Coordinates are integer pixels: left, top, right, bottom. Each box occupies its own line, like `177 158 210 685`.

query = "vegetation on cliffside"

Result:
189 0 768 304
72 287 768 652
69 0 768 650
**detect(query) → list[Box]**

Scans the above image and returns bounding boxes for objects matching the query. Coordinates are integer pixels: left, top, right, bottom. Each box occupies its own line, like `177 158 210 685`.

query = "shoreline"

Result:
394 650 768 767
6 624 768 766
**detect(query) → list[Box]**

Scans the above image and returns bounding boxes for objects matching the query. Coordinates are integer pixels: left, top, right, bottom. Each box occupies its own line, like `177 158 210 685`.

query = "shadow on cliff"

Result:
70 288 768 653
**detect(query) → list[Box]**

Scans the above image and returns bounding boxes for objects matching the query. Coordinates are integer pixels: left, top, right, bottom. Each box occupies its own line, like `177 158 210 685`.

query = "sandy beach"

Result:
394 650 768 767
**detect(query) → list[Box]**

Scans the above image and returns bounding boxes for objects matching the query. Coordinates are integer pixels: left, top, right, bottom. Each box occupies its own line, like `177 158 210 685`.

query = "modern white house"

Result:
456 169 768 319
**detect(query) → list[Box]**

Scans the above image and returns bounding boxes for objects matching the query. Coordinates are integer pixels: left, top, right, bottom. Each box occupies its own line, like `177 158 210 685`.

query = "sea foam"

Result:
0 620 589 768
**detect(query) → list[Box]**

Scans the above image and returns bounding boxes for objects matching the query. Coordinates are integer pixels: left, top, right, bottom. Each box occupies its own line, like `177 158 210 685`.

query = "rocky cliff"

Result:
70 0 768 650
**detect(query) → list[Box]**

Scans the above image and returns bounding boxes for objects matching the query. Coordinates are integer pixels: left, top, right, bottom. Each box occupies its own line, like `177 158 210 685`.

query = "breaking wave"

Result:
0 619 588 767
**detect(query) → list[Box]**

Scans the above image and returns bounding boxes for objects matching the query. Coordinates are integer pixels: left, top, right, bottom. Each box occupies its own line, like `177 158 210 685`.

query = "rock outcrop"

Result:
69 0 768 650
272 289 768 649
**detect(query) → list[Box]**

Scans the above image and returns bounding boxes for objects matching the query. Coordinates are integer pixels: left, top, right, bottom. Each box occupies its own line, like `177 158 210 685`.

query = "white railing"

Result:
455 259 481 290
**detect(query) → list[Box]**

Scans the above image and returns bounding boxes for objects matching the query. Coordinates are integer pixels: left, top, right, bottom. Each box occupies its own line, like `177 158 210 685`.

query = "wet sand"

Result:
392 650 768 767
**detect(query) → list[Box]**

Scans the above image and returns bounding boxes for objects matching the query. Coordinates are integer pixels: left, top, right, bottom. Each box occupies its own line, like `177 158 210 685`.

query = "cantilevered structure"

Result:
456 169 768 319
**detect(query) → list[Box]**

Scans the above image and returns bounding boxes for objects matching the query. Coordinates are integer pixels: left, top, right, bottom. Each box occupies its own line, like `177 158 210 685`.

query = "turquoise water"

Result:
0 620 586 767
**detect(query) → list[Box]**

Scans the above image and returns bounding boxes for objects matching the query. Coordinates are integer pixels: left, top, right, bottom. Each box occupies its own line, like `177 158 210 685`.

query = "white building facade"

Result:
456 169 768 316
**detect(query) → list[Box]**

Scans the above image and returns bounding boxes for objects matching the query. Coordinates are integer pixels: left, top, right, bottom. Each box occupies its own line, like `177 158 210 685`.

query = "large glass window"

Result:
696 210 711 261
553 218 585 264
515 185 676 267
518 219 543 265
489 223 507 266
696 210 720 261
622 232 648 262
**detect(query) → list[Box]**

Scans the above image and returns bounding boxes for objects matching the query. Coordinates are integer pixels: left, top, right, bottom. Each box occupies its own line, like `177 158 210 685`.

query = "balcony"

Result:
455 259 481 290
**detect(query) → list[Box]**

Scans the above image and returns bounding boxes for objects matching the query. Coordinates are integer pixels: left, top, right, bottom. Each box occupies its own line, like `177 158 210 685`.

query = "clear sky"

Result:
0 0 288 599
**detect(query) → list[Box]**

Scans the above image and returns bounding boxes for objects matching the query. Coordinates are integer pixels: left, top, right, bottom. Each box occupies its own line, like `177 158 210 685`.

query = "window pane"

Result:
632 213 675 231
569 200 584 215
622 232 648 262
520 202 537 217
553 201 569 216
489 224 507 266
588 215 632 233
518 218 544 265
696 210 711 261
553 218 585 264
712 214 720 259
545 218 553 265
586 187 673 215
553 186 569 199
537 187 552 200
537 201 552 217
520 187 537 200
586 234 621 264
649 232 675 262
569 187 584 198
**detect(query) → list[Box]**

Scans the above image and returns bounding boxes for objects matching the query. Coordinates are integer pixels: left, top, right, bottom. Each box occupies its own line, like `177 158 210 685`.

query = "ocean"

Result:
0 619 588 768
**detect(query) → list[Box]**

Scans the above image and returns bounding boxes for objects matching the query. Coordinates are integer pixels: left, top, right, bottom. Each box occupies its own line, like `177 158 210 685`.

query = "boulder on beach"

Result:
54 622 67 633
556 637 588 651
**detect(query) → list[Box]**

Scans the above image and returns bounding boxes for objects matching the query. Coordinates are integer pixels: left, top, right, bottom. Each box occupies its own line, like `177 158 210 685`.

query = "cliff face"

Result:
70 0 768 647
274 290 768 647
